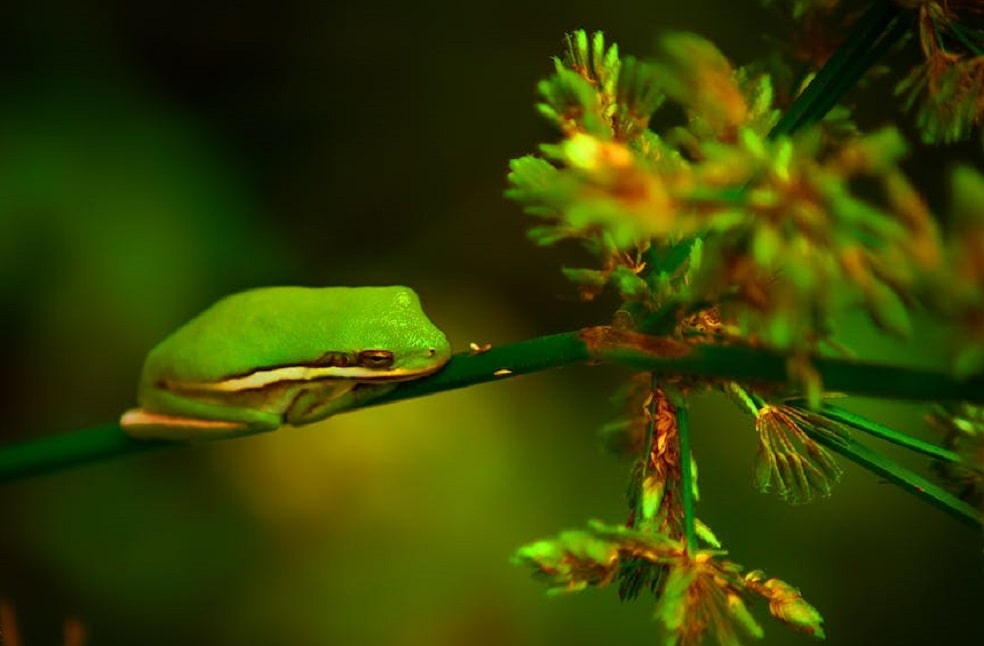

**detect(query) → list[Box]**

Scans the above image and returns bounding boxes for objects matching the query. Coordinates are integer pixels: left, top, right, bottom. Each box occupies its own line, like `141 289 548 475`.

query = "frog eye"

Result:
358 350 394 369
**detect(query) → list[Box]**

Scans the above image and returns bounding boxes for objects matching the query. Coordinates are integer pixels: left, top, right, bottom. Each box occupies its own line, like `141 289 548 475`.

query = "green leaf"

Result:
641 474 665 521
866 280 912 338
611 266 648 299
615 56 665 139
738 67 780 134
695 519 722 549
851 127 909 173
763 579 826 639
951 165 984 228
752 224 782 267
562 29 620 97
506 155 559 196
953 346 984 380
653 32 747 136
512 528 620 594
561 267 609 289
654 564 697 633
766 312 794 348
727 593 765 639
536 67 611 137
676 404 698 551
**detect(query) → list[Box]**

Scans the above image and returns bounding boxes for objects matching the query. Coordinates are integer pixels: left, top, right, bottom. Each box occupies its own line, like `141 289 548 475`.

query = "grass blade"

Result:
802 423 982 528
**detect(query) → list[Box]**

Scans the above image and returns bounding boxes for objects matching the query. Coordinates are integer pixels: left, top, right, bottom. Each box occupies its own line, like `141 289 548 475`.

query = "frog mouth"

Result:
320 362 448 382
179 359 449 393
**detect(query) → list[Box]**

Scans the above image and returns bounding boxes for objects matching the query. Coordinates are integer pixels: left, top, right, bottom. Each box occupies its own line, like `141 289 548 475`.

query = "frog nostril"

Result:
428 348 436 356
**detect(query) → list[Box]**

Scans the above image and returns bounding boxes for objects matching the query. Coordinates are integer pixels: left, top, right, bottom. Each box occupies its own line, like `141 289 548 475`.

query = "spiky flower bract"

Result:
895 0 984 144
513 521 825 644
755 404 844 502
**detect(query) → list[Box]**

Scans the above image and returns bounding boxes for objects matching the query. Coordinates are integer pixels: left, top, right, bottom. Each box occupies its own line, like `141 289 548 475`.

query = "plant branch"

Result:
0 425 170 484
2 326 982 485
578 327 984 404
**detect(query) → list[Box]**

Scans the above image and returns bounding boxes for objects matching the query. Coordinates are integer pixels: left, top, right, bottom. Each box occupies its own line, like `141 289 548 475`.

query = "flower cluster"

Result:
927 402 984 510
513 521 825 644
508 22 984 645
896 0 984 144
506 30 943 362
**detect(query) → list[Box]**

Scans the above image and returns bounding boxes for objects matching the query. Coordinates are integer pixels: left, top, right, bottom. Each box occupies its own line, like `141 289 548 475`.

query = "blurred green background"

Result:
1 0 981 644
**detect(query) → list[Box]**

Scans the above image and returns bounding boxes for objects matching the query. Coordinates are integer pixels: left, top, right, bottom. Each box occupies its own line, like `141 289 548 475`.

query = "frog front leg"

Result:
121 389 282 441
284 381 399 427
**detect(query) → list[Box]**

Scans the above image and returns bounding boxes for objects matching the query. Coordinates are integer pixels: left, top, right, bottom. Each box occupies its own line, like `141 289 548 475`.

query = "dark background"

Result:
1 1 981 644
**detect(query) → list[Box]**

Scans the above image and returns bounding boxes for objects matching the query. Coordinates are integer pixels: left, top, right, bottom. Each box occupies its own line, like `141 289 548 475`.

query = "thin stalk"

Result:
803 425 982 528
2 327 982 484
744 392 968 518
769 0 908 138
0 425 169 484
806 9 914 124
795 403 965 464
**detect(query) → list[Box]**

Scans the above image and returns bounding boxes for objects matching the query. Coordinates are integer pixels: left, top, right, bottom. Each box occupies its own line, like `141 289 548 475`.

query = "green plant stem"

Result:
769 0 909 138
589 331 984 403
805 403 964 464
807 8 913 124
802 424 982 528
0 425 170 484
753 395 981 527
2 326 982 485
675 401 697 554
